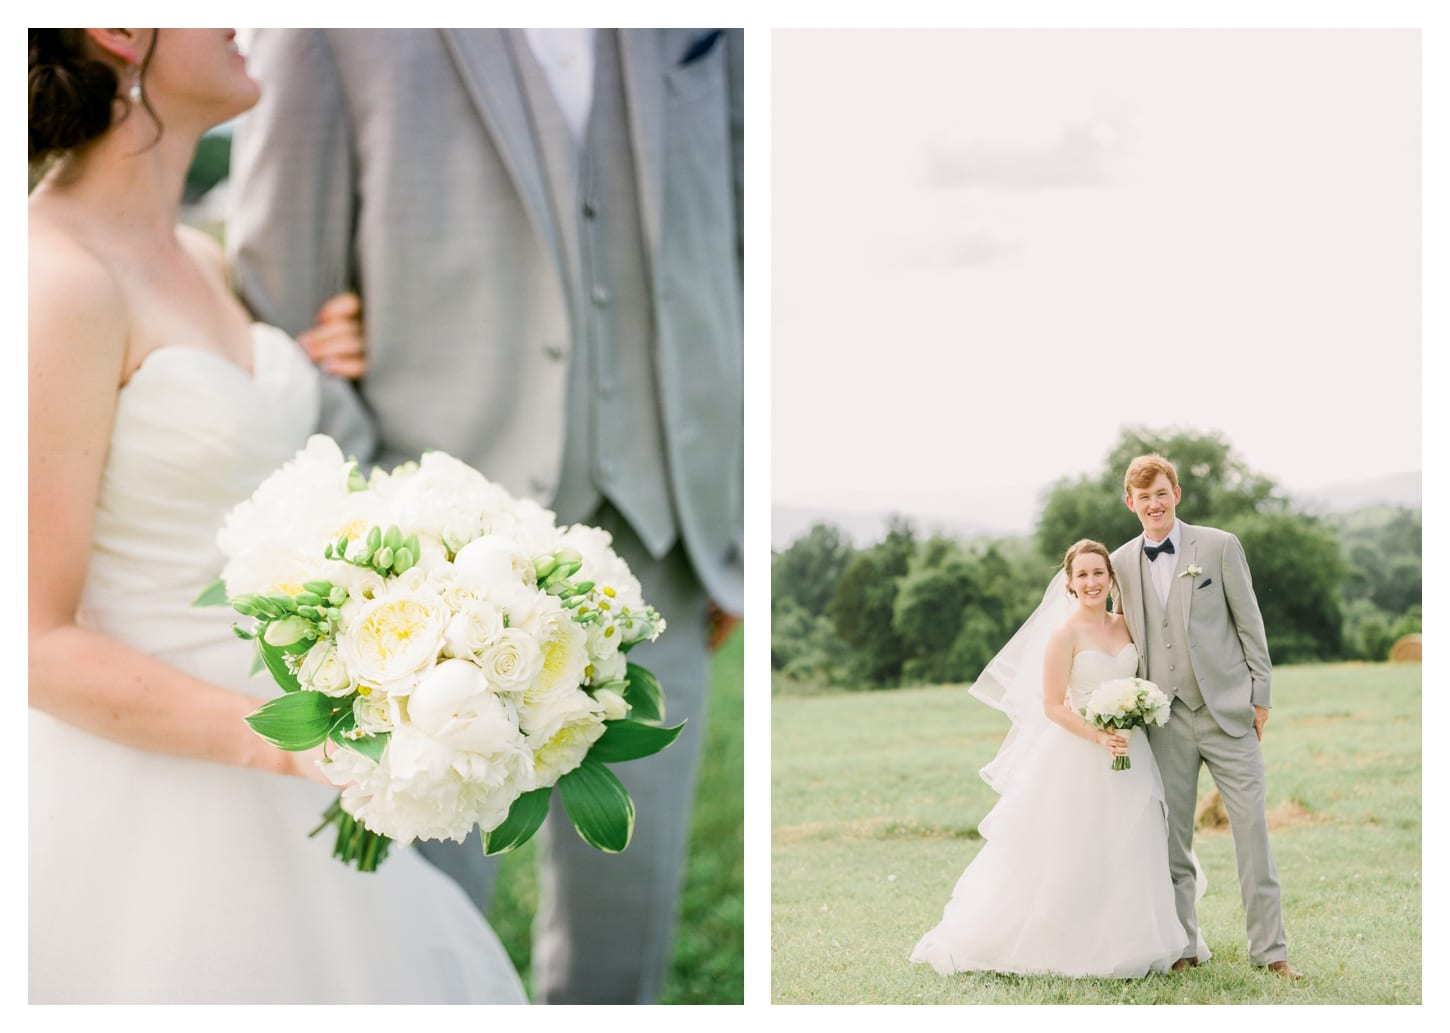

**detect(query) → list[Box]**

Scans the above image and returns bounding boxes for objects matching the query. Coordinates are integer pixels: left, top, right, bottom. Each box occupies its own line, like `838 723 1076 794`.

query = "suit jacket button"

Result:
543 341 567 362
529 477 551 497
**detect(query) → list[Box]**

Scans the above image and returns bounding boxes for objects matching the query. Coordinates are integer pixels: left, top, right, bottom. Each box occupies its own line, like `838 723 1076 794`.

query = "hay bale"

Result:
1389 634 1422 662
1195 790 1229 831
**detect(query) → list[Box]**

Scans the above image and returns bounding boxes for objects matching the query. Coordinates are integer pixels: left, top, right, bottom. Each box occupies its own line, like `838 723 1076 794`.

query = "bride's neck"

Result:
36 113 203 244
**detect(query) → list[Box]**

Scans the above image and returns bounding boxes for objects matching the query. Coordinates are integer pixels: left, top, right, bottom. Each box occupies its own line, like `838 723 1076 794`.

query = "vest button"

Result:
543 341 567 362
591 285 611 307
583 201 597 219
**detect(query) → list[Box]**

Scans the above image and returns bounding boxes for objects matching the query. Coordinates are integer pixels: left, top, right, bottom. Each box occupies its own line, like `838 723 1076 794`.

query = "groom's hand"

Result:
1253 705 1269 741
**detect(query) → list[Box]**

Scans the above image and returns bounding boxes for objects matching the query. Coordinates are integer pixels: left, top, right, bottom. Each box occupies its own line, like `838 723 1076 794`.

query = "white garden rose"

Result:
527 609 590 701
476 628 544 694
520 685 607 788
338 590 450 694
298 641 355 697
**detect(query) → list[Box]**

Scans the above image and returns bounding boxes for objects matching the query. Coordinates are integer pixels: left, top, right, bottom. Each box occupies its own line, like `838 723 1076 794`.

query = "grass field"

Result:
490 625 744 1004
772 662 1421 1004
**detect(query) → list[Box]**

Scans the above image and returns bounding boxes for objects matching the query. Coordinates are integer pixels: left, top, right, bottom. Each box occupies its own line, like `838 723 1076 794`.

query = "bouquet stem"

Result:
309 795 393 872
1112 726 1132 771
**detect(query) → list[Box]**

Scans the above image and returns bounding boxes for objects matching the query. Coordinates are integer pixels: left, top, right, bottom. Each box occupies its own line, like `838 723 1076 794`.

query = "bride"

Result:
911 540 1204 979
28 28 526 1004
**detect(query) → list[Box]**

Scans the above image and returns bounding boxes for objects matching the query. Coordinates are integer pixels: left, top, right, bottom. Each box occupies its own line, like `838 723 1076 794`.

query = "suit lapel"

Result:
618 30 664 280
1121 537 1148 647
1177 522 1196 630
440 29 569 293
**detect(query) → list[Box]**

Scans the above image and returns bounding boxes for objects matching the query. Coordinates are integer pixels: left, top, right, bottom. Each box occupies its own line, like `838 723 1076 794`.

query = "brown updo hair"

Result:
29 28 159 170
1062 539 1116 599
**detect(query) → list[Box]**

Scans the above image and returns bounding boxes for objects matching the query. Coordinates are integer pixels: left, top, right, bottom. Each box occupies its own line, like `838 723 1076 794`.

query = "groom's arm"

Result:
1219 531 1273 724
226 28 377 462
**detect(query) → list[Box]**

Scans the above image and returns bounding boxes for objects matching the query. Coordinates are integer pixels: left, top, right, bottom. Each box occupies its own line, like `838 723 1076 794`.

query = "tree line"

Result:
772 429 1421 691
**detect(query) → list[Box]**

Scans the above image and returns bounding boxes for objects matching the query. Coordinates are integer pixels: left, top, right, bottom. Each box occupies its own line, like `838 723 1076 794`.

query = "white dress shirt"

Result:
523 28 597 148
1143 520 1182 607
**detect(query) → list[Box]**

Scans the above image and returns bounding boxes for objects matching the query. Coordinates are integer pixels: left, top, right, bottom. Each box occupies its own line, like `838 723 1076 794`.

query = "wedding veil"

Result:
968 569 1074 795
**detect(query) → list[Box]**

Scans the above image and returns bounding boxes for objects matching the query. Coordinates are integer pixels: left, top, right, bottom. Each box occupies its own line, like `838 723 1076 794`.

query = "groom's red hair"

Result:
1123 454 1179 494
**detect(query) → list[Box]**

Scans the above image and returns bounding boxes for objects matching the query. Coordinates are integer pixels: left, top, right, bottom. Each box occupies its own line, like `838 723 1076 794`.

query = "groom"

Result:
1111 454 1300 979
227 29 743 1003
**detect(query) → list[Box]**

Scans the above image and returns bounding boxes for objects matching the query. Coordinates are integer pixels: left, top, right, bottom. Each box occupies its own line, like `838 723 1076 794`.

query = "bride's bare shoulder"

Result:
28 215 128 368
176 223 228 285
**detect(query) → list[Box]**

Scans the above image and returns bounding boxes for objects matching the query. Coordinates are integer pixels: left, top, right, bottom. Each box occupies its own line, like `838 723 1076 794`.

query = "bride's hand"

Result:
298 291 367 380
280 741 338 788
1097 730 1129 758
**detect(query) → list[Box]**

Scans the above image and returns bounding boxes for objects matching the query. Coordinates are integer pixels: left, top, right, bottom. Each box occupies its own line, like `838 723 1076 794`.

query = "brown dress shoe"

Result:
1170 958 1199 972
1267 960 1303 980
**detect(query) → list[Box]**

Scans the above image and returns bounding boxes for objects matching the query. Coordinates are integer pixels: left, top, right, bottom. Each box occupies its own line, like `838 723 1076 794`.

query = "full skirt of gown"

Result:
910 646 1191 979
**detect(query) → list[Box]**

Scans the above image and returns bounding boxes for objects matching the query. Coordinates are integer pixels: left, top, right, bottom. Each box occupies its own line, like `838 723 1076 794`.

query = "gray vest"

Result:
1140 551 1205 710
514 30 676 557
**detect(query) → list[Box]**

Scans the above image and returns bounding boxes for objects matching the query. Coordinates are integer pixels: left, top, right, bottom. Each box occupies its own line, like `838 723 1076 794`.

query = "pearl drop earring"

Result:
128 73 142 103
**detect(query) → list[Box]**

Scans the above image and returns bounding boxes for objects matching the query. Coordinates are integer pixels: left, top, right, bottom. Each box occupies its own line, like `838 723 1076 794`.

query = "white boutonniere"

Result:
1178 563 1203 579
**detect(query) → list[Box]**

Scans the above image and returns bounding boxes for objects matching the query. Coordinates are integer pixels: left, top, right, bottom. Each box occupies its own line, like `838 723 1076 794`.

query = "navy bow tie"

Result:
1144 539 1175 562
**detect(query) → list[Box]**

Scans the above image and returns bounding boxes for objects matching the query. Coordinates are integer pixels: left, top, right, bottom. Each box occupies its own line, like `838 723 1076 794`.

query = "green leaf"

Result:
250 651 266 677
558 760 635 853
246 692 339 750
259 639 302 693
481 787 554 856
623 663 665 724
192 578 229 607
588 719 685 764
336 727 390 764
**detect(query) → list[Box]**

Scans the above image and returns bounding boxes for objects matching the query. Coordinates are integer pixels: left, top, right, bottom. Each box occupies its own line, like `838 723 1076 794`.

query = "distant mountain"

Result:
1290 471 1421 514
771 504 1005 551
773 471 1422 552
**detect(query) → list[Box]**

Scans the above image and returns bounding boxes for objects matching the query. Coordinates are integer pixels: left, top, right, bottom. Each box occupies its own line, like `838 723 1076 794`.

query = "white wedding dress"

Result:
911 643 1191 979
29 326 528 1004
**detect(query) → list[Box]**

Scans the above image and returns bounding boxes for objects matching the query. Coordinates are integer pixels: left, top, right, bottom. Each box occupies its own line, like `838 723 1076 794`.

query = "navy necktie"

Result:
1144 539 1175 562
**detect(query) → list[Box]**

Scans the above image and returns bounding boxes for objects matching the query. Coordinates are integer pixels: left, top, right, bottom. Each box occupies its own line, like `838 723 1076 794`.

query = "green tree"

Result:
1036 427 1284 562
771 523 854 618
1223 510 1346 663
826 518 916 688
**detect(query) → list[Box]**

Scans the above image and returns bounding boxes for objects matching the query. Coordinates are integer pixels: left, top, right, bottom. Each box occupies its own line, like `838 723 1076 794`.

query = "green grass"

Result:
772 662 1421 1004
490 625 744 1004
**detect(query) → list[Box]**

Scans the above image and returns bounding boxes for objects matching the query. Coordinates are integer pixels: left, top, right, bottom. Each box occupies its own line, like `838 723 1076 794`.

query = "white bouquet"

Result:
1079 676 1171 771
199 436 675 870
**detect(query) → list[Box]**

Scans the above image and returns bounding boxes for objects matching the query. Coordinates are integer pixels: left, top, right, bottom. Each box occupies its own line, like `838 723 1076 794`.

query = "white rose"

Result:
298 641 356 697
442 600 508 661
338 590 449 694
352 690 396 735
527 610 590 700
477 628 544 694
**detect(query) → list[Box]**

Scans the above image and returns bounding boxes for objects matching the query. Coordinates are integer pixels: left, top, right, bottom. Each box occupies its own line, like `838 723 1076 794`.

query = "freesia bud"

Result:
328 586 348 606
393 546 415 573
383 525 403 550
375 546 395 570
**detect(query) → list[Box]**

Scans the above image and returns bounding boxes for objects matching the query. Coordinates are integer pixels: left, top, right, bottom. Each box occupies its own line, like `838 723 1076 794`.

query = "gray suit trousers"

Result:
1148 698 1288 966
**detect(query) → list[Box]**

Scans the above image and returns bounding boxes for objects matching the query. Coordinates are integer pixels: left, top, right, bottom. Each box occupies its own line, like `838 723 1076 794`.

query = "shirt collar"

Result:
1143 520 1182 551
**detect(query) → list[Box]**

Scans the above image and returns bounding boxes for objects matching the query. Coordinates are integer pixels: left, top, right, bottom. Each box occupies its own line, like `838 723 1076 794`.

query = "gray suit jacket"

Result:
227 28 743 614
1112 521 1272 738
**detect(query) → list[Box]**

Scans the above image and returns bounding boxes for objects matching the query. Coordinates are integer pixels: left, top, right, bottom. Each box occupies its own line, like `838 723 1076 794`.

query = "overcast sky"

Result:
771 29 1422 534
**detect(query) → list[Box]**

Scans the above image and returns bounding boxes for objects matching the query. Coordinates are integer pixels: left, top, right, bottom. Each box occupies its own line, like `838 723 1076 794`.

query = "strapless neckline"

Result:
122 323 289 390
1075 642 1136 661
